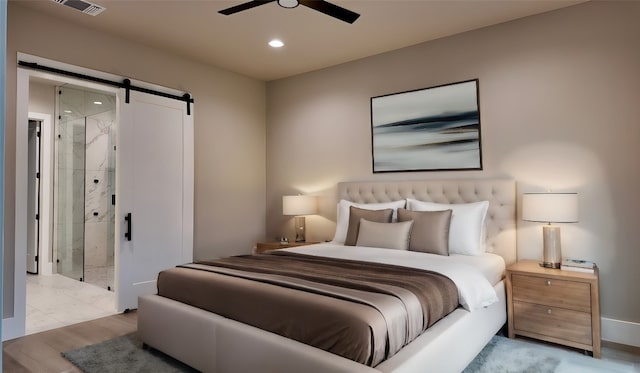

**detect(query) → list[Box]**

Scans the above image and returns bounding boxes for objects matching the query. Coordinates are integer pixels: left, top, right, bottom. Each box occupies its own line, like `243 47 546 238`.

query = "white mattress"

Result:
447 253 505 286
281 243 505 311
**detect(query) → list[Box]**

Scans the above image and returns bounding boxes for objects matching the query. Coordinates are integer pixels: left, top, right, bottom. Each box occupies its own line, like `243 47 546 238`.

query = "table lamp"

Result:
283 195 317 242
522 192 578 268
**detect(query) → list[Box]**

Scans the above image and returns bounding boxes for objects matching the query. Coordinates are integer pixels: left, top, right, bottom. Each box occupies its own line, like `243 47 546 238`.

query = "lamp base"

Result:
294 216 306 242
539 262 561 269
541 225 562 269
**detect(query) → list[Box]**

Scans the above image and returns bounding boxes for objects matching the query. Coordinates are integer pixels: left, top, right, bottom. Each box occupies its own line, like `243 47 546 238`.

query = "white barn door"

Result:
116 90 193 312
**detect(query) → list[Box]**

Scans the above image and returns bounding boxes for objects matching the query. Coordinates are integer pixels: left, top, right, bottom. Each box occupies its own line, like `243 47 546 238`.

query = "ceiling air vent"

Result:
51 0 106 16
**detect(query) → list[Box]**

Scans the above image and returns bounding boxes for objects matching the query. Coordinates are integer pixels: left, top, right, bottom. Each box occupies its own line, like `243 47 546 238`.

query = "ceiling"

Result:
12 0 584 81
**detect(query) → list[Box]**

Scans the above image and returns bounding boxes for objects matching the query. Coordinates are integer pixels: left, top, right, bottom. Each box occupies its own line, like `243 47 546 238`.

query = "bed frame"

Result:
138 178 516 373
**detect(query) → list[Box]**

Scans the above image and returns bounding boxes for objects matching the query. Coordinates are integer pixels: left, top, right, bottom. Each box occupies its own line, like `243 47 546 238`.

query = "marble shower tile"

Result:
84 222 107 268
85 116 112 172
84 170 109 223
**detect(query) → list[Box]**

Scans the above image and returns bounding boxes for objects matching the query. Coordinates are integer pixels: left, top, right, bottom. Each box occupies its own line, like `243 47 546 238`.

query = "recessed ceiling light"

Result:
93 101 103 105
64 110 72 113
278 0 298 9
269 39 284 48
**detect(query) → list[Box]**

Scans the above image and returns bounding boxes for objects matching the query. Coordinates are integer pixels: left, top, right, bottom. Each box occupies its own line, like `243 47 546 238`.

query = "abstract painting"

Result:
370 79 482 172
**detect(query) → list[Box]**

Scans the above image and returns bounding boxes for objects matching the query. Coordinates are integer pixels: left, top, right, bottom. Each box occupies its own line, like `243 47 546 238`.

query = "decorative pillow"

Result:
332 199 406 244
406 199 489 256
397 208 452 255
344 206 393 246
355 219 414 251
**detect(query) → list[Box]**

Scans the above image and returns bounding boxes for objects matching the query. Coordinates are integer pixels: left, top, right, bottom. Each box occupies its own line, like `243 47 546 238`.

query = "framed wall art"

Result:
370 79 482 173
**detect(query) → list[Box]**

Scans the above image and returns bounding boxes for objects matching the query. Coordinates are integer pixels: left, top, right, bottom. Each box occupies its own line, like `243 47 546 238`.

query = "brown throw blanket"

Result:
156 251 458 367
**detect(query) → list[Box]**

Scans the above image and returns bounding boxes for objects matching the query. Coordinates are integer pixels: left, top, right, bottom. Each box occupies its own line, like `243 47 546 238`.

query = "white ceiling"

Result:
12 0 584 81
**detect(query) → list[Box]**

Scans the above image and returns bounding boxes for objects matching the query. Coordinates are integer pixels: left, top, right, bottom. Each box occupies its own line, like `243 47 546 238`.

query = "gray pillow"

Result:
397 208 452 255
356 219 414 251
344 206 393 246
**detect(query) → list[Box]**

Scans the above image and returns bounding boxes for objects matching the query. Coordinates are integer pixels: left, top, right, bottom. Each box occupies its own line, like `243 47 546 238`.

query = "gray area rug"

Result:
64 333 635 373
463 335 560 373
62 333 198 373
464 335 636 373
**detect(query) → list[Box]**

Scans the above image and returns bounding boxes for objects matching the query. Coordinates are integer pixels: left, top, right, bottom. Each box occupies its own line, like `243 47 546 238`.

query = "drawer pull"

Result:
547 309 552 314
546 280 552 286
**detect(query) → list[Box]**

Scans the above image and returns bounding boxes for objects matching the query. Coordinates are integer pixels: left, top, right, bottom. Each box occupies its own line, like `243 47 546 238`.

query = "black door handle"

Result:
124 213 132 241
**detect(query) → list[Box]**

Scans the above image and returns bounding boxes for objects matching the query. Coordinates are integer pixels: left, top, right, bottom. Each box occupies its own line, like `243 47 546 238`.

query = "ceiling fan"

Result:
218 0 360 24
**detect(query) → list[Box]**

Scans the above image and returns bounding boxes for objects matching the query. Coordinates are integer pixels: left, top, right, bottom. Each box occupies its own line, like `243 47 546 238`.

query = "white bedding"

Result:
282 243 504 311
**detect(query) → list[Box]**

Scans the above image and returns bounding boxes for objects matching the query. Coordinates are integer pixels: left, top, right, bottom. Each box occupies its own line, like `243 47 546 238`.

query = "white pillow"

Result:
356 219 414 251
332 199 406 244
406 199 489 256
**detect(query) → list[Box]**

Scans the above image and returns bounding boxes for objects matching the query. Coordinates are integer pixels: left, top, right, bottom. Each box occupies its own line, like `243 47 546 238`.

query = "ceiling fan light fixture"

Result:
218 0 360 24
278 0 299 9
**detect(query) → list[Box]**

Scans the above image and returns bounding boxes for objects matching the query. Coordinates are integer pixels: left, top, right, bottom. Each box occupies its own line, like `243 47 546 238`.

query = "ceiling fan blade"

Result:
218 0 276 15
299 0 360 24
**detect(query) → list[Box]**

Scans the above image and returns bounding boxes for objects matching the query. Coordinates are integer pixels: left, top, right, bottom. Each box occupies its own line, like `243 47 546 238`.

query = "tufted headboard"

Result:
337 179 516 265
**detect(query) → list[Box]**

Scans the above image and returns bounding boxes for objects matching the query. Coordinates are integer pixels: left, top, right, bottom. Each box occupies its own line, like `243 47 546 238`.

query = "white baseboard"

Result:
2 315 26 341
42 262 54 276
602 317 640 347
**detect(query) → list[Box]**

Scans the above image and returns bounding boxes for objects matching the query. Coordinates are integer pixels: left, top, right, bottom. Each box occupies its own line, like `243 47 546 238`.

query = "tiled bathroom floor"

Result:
84 265 114 291
26 273 117 335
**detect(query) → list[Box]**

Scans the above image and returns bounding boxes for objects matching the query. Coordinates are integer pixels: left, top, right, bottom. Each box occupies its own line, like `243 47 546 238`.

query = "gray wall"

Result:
5 3 267 317
266 1 640 325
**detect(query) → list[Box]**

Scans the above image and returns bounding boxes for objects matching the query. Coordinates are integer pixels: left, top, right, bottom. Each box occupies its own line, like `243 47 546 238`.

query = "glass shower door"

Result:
55 93 86 281
54 84 116 290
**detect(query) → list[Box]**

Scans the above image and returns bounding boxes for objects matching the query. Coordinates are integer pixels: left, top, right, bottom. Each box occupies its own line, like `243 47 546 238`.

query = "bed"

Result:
138 178 516 373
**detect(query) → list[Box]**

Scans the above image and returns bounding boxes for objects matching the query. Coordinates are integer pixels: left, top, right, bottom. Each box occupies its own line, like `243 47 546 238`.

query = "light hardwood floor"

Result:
3 311 639 372
3 311 136 372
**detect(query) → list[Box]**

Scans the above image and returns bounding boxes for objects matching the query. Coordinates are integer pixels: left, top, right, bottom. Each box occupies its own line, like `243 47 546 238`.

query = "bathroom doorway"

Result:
24 81 117 335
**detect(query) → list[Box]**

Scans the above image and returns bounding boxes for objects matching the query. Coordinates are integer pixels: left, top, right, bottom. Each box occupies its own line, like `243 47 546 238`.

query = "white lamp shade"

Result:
283 195 317 216
522 193 578 223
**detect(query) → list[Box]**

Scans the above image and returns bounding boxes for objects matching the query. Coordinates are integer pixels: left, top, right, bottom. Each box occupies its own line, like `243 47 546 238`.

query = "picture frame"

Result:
370 79 482 173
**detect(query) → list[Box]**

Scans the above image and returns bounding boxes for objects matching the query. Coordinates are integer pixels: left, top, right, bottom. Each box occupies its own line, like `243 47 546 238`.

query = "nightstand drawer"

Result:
514 301 592 345
512 274 591 312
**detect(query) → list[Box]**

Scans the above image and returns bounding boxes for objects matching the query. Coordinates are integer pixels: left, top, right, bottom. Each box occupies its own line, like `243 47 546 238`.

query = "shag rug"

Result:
463 335 637 373
62 333 198 373
63 333 637 373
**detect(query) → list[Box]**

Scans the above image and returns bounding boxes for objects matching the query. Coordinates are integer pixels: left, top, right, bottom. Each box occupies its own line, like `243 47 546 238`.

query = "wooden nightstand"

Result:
506 260 601 358
255 241 321 255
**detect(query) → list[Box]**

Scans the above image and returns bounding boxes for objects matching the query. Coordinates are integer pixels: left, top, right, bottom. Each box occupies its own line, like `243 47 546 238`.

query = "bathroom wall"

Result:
83 109 116 289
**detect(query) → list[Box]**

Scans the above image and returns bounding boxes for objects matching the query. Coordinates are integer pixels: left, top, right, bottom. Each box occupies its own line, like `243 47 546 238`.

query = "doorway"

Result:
6 54 194 341
26 119 41 275
24 82 117 335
